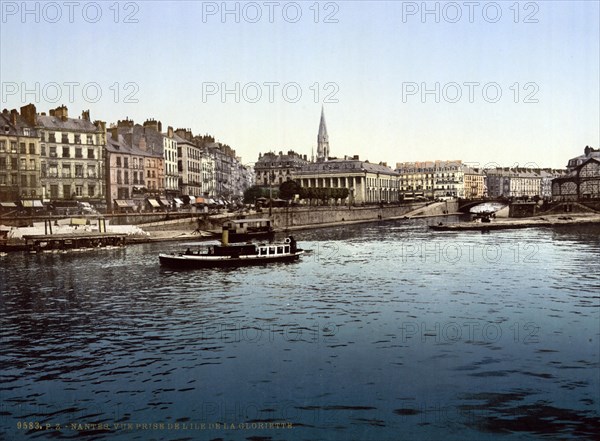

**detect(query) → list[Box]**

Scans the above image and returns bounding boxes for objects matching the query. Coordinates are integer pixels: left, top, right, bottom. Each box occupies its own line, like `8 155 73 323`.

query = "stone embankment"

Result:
430 213 600 231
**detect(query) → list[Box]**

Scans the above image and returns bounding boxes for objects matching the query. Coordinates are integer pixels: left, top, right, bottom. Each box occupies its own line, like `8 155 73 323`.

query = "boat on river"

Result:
158 235 303 268
221 218 274 243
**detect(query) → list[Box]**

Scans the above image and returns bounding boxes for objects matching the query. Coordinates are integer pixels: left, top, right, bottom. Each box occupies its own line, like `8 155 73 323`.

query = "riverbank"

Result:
430 213 600 231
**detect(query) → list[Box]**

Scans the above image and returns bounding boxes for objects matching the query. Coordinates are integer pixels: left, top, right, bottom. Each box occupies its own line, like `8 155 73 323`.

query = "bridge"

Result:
457 198 506 213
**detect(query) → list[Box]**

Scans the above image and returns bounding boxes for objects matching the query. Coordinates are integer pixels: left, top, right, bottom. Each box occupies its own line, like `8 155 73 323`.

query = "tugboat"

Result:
158 232 303 269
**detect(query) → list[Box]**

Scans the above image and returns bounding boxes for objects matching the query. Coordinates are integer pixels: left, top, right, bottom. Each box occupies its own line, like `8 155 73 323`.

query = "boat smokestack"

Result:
222 229 229 246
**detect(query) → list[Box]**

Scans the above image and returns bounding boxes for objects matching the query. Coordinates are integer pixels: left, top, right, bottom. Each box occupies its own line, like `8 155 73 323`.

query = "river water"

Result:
1 216 599 441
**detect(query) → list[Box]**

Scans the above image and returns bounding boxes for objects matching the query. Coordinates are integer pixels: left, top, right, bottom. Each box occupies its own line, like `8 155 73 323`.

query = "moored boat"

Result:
159 236 303 268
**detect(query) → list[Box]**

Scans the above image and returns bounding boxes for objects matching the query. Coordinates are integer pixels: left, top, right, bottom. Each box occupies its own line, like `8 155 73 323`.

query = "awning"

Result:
0 202 17 208
114 200 129 207
22 200 43 208
159 198 170 206
126 200 136 207
196 197 206 204
147 199 160 208
208 198 216 205
173 198 184 205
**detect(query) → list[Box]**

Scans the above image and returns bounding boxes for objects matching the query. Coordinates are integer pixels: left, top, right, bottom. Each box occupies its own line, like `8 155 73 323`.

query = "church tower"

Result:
316 106 329 162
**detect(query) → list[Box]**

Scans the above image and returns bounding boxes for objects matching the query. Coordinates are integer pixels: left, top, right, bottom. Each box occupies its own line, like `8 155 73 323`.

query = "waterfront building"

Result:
105 123 165 212
175 129 203 200
552 146 600 202
136 119 179 199
296 156 400 204
255 150 309 188
463 167 486 199
0 109 43 204
485 168 542 199
395 160 466 199
28 104 106 203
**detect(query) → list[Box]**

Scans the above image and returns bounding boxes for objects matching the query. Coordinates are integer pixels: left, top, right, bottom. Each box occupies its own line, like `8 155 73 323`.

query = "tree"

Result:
243 185 264 204
279 180 301 200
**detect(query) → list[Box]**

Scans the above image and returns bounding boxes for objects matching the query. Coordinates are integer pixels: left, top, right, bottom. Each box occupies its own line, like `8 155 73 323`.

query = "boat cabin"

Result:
222 218 272 234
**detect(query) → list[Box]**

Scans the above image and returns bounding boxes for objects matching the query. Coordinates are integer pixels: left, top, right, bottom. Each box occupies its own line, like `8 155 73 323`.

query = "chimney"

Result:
54 105 68 121
20 104 37 126
109 127 119 141
49 109 55 117
353 155 359 160
158 121 162 133
10 109 18 126
143 118 159 132
139 136 147 151
82 110 90 121
167 126 174 138
303 154 307 161
118 118 134 129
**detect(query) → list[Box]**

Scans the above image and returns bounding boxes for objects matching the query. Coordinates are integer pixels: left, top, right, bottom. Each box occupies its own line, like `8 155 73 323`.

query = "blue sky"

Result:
1 1 599 168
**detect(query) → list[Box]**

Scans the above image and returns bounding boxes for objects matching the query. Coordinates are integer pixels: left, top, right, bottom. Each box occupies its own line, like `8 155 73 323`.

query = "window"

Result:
124 171 129 184
49 146 56 157
62 164 71 178
11 174 17 185
76 185 83 196
39 131 45 142
124 157 129 168
62 134 69 144
10 142 17 152
116 157 121 167
0 157 5 169
21 175 27 187
63 184 71 198
117 170 122 184
259 247 267 256
87 135 93 145
50 185 58 198
87 165 95 178
0 141 5 151
20 143 26 154
75 165 83 177
277 246 284 254
48 164 58 178
62 146 70 158
74 134 81 144
11 157 17 169
49 133 56 142
88 185 95 196
75 148 82 158
29 143 35 154
29 159 35 170
87 149 94 159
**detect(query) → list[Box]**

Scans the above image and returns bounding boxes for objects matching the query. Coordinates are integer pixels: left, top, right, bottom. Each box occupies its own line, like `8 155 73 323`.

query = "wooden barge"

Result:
23 232 127 253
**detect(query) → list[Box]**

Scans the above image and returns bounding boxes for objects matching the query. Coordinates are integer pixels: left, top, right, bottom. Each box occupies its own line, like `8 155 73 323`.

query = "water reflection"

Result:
1 219 598 440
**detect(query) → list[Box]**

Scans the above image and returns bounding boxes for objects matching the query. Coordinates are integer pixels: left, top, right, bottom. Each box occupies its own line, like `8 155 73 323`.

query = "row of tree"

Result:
243 181 350 205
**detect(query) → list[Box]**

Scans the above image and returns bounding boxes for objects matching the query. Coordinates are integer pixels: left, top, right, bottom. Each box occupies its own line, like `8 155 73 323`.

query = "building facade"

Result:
296 157 400 204
0 109 42 203
30 105 106 202
552 146 600 202
255 150 309 188
395 160 466 199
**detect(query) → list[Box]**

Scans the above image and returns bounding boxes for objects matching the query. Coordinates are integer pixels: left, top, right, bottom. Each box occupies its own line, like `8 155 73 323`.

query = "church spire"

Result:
317 105 329 162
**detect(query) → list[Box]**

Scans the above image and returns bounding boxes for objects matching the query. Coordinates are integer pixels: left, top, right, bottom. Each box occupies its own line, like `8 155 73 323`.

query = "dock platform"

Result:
23 232 127 253
429 214 600 232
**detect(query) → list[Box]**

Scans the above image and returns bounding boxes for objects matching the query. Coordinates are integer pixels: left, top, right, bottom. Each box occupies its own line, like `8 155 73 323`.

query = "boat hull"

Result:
159 251 303 269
